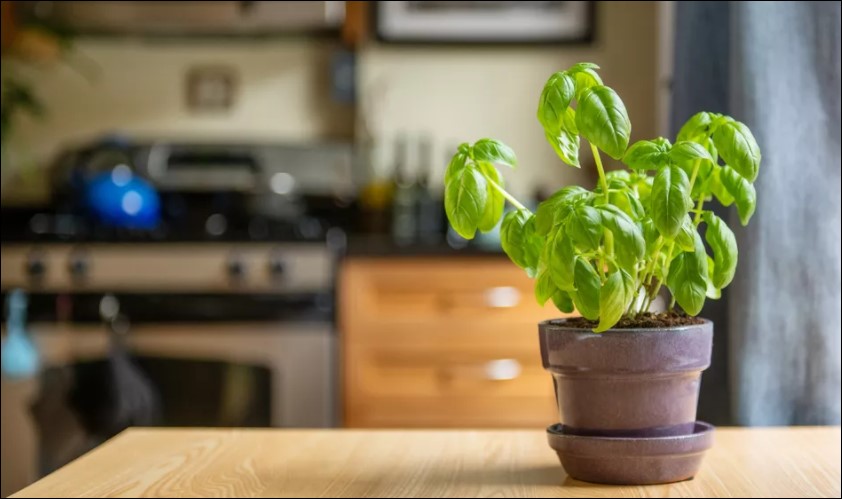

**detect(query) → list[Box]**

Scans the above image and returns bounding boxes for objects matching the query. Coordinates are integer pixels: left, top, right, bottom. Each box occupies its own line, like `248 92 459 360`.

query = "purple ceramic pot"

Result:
539 319 713 438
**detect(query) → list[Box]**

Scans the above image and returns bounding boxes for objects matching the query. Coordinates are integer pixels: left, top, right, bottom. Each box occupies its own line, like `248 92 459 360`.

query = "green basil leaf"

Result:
457 143 471 155
632 174 654 204
522 217 543 278
537 72 575 134
545 129 580 167
444 152 469 185
674 215 696 252
705 255 721 299
572 68 603 100
551 289 575 313
641 218 661 256
704 137 718 163
712 121 761 182
666 230 708 316
651 164 692 239
561 106 579 134
677 112 712 142
670 141 714 167
623 139 670 170
567 204 603 251
606 170 631 182
609 189 645 220
652 137 673 149
477 162 505 232
472 138 518 168
703 212 738 289
535 186 589 235
709 166 735 206
595 269 635 332
500 209 542 277
596 204 645 273
720 165 757 225
547 228 578 292
710 113 732 132
575 85 631 160
567 62 600 72
535 267 556 306
570 259 601 320
445 165 487 239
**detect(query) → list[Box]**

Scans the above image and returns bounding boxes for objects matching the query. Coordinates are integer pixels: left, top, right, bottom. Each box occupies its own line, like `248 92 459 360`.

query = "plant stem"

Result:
596 255 606 280
641 291 653 315
647 241 674 309
590 143 610 203
641 237 665 286
643 159 703 314
484 174 527 211
687 159 702 191
686 158 707 227
603 228 614 260
692 193 706 226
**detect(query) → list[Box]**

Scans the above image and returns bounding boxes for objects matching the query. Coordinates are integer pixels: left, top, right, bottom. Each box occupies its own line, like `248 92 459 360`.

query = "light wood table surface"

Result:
12 427 841 498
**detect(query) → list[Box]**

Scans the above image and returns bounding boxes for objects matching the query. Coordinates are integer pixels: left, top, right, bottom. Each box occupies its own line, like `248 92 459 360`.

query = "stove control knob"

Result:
268 257 286 280
26 256 46 279
227 258 246 280
68 252 90 280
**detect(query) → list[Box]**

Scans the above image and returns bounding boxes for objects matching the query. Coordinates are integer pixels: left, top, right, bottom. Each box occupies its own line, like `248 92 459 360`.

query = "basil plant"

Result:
444 63 760 332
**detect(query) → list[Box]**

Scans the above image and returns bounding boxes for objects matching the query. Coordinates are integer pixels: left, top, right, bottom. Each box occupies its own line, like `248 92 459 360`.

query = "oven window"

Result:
33 358 271 475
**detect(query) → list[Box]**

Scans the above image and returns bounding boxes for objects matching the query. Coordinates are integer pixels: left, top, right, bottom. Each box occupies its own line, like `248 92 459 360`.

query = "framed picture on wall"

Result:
374 1 595 44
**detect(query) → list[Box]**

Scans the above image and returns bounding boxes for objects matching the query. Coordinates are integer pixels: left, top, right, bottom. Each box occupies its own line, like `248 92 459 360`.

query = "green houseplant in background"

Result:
443 63 760 485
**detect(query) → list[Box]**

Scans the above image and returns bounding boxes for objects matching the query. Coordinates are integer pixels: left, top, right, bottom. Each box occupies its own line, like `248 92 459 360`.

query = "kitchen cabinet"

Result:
340 257 574 428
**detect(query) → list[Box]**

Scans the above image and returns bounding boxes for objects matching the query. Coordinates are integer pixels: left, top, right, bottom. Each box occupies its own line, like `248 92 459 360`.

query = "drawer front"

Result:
344 343 557 428
340 258 572 336
341 257 571 428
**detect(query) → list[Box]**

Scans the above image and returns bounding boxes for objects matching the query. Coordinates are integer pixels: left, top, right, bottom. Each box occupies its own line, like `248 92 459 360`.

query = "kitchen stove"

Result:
1 139 353 482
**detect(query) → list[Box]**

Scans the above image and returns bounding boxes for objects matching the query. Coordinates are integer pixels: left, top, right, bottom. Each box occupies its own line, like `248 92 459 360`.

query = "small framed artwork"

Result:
374 1 595 44
186 66 237 113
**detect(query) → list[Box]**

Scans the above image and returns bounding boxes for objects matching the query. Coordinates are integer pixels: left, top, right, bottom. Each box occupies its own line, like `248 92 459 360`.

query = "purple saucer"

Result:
547 421 715 485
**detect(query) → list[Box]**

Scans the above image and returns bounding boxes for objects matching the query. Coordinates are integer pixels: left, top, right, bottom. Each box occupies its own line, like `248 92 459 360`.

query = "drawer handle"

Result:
484 286 521 308
484 359 521 381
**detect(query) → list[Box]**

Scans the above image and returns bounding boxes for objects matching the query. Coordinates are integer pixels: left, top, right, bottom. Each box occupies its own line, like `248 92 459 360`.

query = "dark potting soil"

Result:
551 312 706 330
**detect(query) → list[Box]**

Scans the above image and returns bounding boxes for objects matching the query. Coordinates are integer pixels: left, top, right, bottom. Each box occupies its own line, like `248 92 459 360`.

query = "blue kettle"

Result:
85 166 160 229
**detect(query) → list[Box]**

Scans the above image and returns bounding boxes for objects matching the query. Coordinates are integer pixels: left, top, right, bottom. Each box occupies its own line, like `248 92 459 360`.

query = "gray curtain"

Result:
672 1 841 426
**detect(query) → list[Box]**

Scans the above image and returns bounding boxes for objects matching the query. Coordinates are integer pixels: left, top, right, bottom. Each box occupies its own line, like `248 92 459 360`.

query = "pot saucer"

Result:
546 421 714 485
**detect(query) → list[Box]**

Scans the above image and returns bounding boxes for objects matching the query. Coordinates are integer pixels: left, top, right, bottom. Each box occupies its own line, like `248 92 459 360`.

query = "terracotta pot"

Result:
539 319 713 438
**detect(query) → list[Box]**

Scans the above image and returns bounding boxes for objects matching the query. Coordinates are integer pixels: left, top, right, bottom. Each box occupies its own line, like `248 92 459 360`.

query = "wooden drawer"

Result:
340 258 570 338
344 342 557 427
340 257 573 428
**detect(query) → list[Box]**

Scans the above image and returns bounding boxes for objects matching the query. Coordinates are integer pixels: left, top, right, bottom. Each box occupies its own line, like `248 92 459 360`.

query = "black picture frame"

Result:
373 1 595 45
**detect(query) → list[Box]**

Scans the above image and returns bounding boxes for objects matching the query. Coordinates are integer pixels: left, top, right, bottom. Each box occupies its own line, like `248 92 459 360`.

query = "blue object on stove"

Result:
85 168 160 229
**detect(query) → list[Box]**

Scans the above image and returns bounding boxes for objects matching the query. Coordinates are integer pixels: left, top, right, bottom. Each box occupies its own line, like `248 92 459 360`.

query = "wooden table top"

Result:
12 427 841 498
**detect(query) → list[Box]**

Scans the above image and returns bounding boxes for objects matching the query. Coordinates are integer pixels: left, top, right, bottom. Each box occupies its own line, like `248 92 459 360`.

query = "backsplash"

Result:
3 2 659 204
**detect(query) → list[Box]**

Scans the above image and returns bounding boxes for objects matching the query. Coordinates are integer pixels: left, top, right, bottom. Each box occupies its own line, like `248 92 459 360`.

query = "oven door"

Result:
3 318 334 489
39 321 337 428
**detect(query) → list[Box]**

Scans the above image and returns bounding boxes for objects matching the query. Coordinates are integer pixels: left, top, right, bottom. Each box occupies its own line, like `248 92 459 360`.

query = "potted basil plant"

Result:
443 63 760 485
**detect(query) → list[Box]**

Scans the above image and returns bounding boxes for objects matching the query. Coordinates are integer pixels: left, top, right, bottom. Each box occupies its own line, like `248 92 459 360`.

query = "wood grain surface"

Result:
12 427 841 498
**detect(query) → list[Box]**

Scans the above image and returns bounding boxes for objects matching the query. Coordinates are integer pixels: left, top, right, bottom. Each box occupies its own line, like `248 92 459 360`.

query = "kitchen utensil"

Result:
70 295 161 439
1 289 39 379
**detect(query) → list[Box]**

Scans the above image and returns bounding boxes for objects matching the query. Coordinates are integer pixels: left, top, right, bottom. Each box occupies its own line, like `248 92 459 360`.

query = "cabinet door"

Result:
340 257 574 428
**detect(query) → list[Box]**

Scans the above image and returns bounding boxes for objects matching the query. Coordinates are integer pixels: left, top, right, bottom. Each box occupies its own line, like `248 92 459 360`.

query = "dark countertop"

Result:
343 235 506 258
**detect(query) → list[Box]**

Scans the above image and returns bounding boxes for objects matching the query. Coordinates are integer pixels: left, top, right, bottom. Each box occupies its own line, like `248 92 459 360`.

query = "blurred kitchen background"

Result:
1 1 839 496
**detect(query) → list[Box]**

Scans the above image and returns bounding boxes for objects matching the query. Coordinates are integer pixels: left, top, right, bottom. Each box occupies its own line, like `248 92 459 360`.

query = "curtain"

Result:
672 1 841 425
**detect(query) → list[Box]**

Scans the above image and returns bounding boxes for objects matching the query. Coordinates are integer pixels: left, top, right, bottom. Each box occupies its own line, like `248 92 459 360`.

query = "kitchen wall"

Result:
3 1 659 204
360 1 660 199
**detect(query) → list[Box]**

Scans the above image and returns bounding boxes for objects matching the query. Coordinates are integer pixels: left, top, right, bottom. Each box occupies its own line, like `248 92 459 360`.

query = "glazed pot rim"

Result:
540 317 712 335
